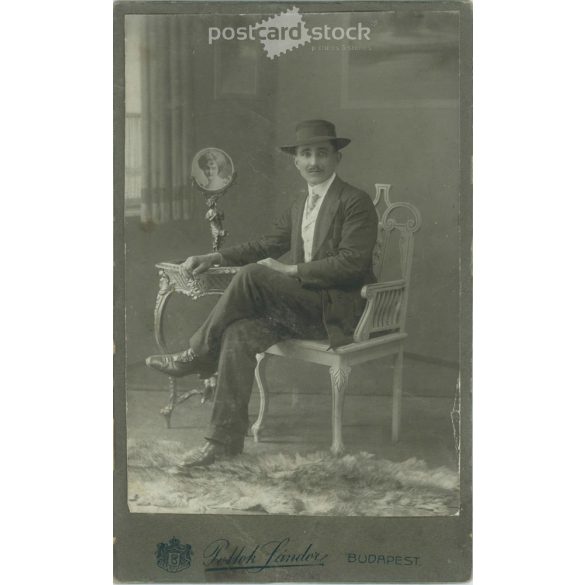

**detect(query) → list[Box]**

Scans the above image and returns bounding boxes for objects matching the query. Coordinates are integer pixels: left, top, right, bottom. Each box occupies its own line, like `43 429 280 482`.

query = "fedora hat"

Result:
280 120 351 154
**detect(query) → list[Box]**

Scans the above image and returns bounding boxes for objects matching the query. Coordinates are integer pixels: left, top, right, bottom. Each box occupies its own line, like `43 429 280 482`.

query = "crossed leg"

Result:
189 263 326 359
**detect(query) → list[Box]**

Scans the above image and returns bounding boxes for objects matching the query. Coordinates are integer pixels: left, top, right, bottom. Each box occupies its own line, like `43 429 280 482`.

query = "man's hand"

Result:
257 258 298 277
180 253 221 279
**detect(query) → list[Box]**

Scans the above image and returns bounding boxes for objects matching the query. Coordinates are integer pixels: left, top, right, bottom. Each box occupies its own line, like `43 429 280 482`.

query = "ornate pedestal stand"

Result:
154 148 237 427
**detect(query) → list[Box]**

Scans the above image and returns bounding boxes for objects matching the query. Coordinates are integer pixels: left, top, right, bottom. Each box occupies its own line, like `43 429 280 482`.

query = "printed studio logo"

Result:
155 537 192 573
208 6 371 59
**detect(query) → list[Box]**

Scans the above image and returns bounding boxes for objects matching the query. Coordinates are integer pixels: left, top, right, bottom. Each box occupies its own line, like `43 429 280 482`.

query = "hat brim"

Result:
279 137 351 154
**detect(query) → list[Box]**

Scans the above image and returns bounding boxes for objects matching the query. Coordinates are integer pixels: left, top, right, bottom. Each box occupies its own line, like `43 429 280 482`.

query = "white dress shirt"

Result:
301 172 336 262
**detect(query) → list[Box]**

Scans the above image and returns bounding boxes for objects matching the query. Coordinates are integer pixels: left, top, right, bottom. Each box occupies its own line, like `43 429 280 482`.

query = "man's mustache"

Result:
307 167 323 172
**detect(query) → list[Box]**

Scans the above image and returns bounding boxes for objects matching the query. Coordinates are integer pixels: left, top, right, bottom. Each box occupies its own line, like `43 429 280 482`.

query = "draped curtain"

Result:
139 16 196 223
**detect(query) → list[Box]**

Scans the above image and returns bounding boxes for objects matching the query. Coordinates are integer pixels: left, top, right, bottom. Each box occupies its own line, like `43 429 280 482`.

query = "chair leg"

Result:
392 349 404 443
160 376 177 428
251 352 269 442
330 364 351 456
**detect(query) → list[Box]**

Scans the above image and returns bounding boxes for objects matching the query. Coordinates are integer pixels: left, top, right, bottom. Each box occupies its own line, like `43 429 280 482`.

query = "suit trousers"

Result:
188 263 327 445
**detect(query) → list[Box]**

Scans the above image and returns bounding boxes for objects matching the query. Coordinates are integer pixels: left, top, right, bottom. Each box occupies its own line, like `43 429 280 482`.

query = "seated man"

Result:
146 119 379 467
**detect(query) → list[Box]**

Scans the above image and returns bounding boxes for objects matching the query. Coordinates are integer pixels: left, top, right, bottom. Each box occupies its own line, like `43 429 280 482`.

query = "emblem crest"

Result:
155 537 192 573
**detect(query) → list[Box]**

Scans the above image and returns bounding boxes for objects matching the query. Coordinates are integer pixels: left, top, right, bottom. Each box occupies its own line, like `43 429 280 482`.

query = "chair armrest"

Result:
360 279 406 300
353 279 407 342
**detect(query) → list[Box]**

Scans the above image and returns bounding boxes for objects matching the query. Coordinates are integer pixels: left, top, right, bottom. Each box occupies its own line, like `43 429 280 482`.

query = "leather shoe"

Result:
145 348 215 378
178 438 244 469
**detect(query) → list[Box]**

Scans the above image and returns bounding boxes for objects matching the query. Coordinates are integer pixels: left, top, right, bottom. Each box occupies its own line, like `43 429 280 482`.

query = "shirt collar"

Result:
309 172 336 198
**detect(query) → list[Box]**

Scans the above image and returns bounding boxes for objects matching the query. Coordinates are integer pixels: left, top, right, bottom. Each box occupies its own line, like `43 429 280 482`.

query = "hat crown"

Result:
280 119 350 153
295 119 338 144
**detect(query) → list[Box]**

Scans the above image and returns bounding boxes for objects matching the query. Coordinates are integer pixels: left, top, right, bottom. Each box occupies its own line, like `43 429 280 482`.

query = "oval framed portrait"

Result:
191 147 235 193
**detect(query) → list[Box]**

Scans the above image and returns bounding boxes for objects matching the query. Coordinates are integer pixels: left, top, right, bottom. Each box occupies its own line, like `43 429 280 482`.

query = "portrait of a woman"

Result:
193 149 232 191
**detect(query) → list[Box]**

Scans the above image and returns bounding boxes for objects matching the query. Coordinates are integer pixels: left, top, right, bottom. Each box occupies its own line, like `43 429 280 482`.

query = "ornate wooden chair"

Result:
251 185 422 455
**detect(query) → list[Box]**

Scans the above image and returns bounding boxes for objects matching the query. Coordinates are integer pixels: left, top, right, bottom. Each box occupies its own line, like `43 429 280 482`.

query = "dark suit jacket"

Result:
220 176 379 347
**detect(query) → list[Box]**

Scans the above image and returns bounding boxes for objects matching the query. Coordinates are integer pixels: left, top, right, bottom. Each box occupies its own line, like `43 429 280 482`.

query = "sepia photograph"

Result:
114 0 471 581
9 1 585 584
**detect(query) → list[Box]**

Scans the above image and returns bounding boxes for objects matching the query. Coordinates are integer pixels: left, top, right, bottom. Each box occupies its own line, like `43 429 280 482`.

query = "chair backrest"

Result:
353 184 421 342
372 184 422 285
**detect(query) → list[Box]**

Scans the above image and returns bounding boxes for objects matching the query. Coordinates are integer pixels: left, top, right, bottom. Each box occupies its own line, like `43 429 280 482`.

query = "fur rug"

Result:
127 439 459 516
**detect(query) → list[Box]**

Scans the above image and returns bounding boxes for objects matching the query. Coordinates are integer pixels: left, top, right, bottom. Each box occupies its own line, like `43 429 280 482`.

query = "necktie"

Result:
306 191 320 217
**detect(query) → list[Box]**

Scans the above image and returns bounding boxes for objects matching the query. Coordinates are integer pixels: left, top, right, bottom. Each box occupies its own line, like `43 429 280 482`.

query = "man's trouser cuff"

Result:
205 425 239 446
